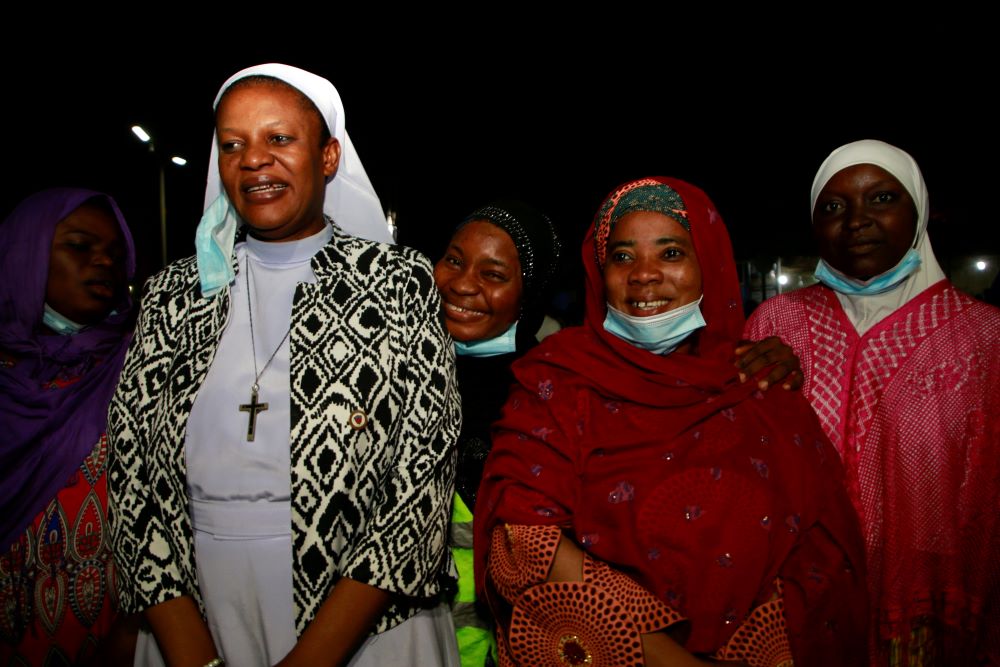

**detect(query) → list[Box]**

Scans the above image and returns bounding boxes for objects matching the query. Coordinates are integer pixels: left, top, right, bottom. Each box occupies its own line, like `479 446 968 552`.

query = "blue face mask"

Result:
814 248 922 296
453 321 518 358
195 194 239 297
603 296 706 355
42 303 85 335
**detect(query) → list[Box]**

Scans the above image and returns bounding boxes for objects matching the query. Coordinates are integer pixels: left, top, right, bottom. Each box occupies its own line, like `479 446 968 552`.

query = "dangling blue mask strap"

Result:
196 194 239 297
814 248 922 296
454 321 518 357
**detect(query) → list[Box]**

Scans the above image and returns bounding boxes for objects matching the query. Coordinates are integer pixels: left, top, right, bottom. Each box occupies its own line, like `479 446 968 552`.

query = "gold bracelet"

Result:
203 659 224 667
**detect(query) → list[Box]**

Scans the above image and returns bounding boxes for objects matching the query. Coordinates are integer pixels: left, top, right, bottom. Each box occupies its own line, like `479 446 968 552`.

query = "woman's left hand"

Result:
273 577 390 667
734 336 802 391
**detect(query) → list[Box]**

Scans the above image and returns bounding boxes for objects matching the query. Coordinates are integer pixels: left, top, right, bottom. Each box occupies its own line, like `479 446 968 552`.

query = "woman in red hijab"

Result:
475 177 869 666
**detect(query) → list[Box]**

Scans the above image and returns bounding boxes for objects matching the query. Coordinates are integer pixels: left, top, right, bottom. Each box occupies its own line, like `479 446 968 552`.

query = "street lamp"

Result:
386 210 397 243
131 124 187 267
131 125 151 143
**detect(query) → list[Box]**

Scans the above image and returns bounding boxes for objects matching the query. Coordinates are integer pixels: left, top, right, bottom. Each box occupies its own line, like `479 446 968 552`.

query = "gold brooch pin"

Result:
349 409 368 431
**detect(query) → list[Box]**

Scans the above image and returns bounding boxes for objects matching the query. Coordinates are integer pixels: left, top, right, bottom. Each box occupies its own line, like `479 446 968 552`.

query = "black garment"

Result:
454 350 524 510
453 199 561 511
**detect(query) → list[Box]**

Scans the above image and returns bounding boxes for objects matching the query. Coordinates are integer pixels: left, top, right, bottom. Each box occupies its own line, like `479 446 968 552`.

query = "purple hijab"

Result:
0 188 136 551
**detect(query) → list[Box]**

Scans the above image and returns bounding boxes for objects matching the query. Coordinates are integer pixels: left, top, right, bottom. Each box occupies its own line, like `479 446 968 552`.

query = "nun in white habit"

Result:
109 63 461 667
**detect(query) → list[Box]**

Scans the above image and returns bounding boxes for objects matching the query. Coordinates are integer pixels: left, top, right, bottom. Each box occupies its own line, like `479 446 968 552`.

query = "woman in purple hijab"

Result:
0 188 137 665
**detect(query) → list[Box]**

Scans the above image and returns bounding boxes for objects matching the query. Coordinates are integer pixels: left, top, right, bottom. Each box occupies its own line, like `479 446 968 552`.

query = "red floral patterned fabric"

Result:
476 177 869 665
0 362 119 666
747 282 1000 665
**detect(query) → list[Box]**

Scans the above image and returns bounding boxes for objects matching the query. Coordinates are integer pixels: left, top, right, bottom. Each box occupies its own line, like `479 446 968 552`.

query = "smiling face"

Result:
215 81 340 242
813 163 918 281
602 210 702 317
45 202 128 326
433 220 524 342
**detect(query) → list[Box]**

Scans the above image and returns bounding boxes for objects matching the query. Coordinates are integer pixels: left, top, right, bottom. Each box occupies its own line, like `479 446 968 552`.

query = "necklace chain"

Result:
246 256 292 392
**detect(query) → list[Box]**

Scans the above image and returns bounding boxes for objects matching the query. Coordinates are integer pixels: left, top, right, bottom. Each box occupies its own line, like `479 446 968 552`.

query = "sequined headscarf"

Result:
459 200 562 344
594 179 690 269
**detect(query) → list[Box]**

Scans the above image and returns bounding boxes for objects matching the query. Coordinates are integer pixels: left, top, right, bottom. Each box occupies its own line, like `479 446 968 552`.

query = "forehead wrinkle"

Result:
218 118 289 133
655 236 690 245
608 239 635 251
56 225 103 237
820 179 908 202
56 210 121 238
479 257 510 269
866 180 908 192
609 236 689 250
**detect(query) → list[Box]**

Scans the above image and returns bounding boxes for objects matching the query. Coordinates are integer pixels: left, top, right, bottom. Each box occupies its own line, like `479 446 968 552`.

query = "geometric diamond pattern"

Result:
108 228 461 635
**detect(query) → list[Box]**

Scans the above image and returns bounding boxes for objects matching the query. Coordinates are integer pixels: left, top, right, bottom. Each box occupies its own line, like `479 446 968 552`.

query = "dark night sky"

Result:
5 29 996 298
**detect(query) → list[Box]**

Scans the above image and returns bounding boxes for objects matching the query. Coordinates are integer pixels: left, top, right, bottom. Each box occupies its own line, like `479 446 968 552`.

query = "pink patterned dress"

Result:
1 361 119 667
746 281 1000 666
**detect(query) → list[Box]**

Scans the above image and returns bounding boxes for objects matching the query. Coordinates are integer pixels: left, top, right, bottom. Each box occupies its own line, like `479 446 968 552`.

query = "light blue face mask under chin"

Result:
603 296 706 355
42 303 86 335
453 321 518 358
814 248 921 296
195 194 240 297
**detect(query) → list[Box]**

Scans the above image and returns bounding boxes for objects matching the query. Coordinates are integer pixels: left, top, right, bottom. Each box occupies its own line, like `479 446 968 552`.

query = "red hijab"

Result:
476 177 867 662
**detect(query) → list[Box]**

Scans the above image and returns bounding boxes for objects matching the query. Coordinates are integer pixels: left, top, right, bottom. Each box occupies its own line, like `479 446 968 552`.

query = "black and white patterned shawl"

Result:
108 227 461 635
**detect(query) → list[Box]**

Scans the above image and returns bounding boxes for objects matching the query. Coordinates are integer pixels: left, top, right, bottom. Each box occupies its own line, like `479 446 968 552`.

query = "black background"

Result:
6 23 995 304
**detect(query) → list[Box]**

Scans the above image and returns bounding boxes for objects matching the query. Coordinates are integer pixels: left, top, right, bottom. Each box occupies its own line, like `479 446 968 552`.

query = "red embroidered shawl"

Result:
476 178 869 662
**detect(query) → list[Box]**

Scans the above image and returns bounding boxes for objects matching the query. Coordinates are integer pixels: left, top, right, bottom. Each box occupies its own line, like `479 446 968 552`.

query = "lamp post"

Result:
131 125 186 268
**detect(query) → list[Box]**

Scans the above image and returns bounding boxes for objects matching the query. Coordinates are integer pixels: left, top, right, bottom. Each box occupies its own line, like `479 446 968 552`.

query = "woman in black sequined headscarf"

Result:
433 199 563 667
435 200 563 504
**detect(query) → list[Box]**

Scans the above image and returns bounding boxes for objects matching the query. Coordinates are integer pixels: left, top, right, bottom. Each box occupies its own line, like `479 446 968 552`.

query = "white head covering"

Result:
811 139 946 334
196 63 393 296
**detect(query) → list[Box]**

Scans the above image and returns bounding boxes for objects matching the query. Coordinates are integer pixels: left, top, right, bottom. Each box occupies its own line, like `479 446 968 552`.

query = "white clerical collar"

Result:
245 223 333 267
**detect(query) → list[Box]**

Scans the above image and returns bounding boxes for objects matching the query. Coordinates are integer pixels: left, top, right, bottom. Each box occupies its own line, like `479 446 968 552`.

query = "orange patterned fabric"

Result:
489 524 562 603
497 630 516 667
508 582 644 666
581 552 685 634
713 579 793 667
488 524 686 666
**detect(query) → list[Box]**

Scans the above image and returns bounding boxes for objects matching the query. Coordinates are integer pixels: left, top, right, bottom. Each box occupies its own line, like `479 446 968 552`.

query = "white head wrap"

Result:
196 63 393 296
811 139 945 333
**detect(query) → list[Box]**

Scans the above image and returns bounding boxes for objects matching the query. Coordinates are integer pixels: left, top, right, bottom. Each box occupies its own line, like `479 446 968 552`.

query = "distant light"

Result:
171 156 188 166
131 125 151 143
386 210 397 238
975 260 987 271
777 274 789 286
